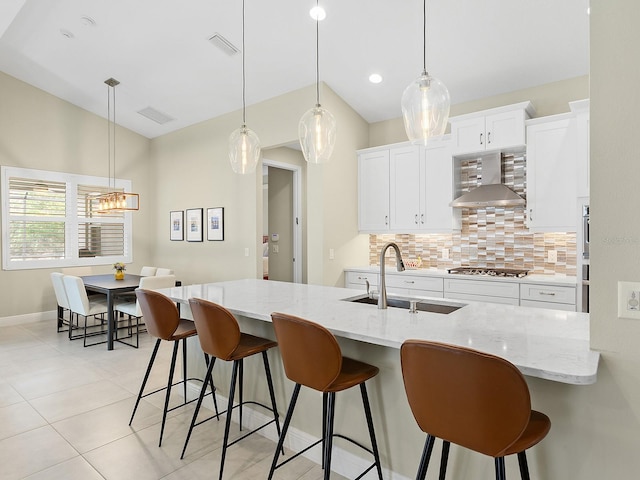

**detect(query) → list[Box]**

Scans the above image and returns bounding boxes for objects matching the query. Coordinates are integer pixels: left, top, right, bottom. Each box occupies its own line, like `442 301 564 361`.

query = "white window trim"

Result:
1 166 134 271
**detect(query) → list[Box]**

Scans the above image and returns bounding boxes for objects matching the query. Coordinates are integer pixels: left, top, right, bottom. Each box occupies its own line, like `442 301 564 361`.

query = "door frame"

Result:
262 158 303 283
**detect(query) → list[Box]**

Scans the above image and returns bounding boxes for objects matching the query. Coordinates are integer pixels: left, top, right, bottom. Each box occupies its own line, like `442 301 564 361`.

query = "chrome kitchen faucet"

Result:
378 242 405 309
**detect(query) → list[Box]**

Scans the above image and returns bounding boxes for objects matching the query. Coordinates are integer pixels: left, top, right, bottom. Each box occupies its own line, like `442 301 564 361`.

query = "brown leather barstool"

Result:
181 298 282 480
268 312 383 480
400 340 551 480
130 289 219 446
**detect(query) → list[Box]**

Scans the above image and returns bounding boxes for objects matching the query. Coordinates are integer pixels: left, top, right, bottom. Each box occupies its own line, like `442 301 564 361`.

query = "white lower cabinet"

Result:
444 278 520 306
345 271 378 292
520 283 576 311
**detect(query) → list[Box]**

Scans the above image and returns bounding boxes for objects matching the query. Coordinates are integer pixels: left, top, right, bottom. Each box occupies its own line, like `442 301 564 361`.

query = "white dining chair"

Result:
115 275 177 348
51 272 72 333
155 268 174 276
62 275 109 347
140 266 158 276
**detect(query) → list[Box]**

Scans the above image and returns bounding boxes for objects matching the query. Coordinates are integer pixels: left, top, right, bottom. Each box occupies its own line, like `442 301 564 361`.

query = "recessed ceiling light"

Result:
369 73 383 84
60 29 75 39
309 6 326 21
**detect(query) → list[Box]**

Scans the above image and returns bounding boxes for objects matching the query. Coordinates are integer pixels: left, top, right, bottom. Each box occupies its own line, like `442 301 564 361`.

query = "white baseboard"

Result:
185 382 409 480
0 310 56 327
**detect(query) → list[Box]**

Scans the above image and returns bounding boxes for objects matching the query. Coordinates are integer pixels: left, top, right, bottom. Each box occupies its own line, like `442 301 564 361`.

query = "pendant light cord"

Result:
107 84 111 189
422 0 427 74
315 0 320 106
242 0 246 126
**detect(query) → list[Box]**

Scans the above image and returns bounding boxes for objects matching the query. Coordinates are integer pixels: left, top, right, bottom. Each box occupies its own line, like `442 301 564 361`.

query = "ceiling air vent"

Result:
137 107 175 125
208 33 240 56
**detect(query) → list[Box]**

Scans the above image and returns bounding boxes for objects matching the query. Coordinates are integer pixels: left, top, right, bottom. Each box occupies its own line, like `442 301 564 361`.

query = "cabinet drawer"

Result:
520 299 576 311
520 284 576 305
386 275 443 292
445 291 519 306
444 278 519 299
345 271 378 287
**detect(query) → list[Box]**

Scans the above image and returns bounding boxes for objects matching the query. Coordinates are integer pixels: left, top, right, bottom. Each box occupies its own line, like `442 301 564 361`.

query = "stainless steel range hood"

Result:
450 152 525 208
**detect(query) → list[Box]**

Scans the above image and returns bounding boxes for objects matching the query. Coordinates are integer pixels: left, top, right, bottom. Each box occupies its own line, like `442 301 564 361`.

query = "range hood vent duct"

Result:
450 152 525 208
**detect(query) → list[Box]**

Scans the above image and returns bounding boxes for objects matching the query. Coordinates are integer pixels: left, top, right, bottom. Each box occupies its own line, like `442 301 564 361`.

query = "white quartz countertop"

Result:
346 266 579 287
159 279 598 385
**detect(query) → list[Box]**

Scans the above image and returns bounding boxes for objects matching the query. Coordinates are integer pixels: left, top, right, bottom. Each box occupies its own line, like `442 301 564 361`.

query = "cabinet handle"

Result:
529 209 533 221
539 292 556 296
415 214 418 225
480 133 483 145
385 215 388 225
487 131 491 144
421 214 424 224
404 280 415 284
357 276 368 280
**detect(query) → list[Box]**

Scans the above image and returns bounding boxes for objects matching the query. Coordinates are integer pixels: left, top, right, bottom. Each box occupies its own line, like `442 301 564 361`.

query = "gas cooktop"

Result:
447 267 529 278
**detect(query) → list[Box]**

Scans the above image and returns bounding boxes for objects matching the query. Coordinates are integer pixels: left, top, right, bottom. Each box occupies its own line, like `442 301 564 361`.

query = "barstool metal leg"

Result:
360 383 383 480
159 340 180 447
181 356 217 459
321 392 328 470
261 351 283 453
517 451 531 480
220 360 240 480
182 337 188 401
204 353 220 418
416 435 435 480
324 392 336 480
439 441 450 480
495 457 506 480
239 359 244 431
268 383 301 480
129 338 161 425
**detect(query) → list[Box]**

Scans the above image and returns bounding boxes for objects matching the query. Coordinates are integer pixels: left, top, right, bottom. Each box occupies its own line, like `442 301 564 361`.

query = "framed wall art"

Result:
170 211 184 241
185 208 203 242
207 207 224 241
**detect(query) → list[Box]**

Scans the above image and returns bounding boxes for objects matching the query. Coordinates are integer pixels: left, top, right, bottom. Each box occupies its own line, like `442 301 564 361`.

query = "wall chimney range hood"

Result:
450 152 525 208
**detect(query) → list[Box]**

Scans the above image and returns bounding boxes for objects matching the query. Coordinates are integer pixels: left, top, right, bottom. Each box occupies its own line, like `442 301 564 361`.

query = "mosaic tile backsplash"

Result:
369 153 577 276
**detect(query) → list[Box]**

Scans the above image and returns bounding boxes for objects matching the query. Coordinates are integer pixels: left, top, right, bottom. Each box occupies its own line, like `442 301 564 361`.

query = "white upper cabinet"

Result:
571 99 590 198
358 149 390 232
358 138 454 233
450 102 535 155
526 114 578 231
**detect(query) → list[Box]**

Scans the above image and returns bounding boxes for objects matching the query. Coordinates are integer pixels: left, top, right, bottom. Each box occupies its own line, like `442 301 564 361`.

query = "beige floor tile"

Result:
0 381 24 407
23 456 104 480
29 378 132 423
52 396 163 453
0 425 79 480
0 401 48 441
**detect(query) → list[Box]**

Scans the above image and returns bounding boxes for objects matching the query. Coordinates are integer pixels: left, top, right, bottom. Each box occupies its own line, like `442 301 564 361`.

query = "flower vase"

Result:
114 270 125 280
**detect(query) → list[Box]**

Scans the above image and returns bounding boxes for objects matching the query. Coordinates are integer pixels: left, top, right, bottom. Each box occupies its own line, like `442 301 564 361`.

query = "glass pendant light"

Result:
298 0 336 164
229 0 260 174
401 0 450 145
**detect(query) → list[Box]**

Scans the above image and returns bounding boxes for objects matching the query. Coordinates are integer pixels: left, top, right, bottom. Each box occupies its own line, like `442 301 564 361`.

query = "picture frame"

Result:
170 211 184 241
185 208 203 242
207 207 224 241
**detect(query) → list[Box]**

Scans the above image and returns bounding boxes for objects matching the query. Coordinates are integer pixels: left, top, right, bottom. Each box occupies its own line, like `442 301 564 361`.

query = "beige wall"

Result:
0 72 152 317
267 167 293 282
369 75 590 147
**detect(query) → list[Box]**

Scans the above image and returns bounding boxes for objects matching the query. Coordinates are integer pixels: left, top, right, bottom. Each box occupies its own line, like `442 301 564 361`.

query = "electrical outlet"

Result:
442 248 450 260
547 250 558 263
329 248 335 260
272 245 279 254
618 282 640 319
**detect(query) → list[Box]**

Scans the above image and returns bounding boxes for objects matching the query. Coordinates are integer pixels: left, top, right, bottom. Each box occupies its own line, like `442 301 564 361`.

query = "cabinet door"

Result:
576 110 590 198
485 109 526 151
421 139 454 231
358 150 389 232
450 116 485 154
526 118 577 231
389 146 421 231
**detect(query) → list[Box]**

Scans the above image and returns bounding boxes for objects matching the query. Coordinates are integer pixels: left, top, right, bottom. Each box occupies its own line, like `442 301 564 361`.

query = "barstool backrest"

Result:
140 266 157 276
271 312 342 391
400 339 531 458
51 272 69 309
136 289 180 340
156 268 174 276
188 298 241 360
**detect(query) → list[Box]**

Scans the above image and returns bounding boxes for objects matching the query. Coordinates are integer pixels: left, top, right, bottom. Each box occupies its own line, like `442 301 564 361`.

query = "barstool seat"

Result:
268 312 383 480
180 298 281 480
400 339 551 480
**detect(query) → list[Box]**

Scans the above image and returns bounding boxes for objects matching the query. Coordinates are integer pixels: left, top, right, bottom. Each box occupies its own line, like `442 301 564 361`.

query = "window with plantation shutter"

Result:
1 166 133 270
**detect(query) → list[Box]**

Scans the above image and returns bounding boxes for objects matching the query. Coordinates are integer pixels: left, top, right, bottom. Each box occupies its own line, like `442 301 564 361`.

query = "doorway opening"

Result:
262 158 303 283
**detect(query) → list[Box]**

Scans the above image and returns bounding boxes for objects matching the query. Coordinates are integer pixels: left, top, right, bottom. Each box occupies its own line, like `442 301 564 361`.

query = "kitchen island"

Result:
157 279 599 479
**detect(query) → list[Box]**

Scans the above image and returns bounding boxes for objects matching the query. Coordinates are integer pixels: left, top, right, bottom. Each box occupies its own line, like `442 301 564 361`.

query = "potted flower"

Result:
113 262 126 280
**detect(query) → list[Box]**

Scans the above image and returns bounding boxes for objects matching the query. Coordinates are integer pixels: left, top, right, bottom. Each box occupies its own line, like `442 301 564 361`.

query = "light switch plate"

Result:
618 281 640 319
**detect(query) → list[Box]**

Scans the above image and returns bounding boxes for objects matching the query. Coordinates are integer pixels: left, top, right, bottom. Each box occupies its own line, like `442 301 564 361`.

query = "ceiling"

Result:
0 0 589 139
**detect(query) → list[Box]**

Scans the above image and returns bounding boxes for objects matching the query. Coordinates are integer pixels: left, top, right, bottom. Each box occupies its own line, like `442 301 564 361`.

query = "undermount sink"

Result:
344 295 465 314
